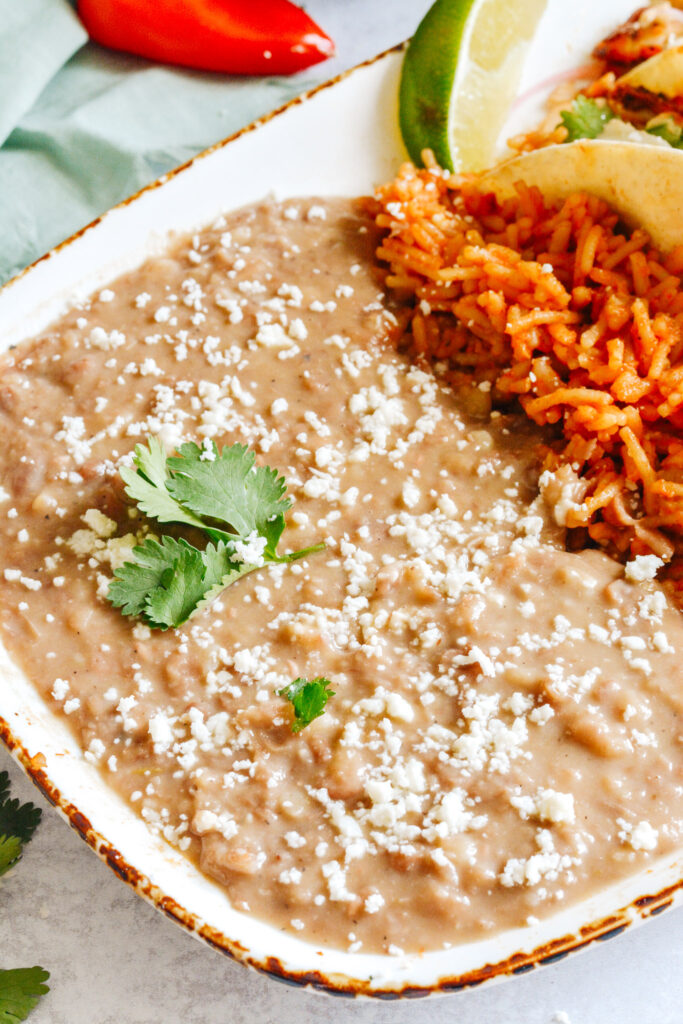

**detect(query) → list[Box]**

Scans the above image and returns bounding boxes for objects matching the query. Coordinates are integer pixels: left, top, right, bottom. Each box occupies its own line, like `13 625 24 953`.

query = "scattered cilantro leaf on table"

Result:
0 968 50 1023
0 792 41 845
0 770 41 876
559 95 614 141
107 439 325 629
0 835 23 878
0 773 49 1021
278 677 335 733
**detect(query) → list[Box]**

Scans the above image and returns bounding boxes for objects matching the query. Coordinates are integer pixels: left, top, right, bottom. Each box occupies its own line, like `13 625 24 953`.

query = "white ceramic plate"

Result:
1 0 681 997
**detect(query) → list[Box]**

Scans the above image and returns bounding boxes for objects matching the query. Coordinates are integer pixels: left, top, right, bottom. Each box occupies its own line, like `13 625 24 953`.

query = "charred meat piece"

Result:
610 83 683 125
594 3 683 70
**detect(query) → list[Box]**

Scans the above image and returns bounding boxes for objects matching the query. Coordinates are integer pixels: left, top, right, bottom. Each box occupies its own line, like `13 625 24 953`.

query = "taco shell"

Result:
480 139 683 253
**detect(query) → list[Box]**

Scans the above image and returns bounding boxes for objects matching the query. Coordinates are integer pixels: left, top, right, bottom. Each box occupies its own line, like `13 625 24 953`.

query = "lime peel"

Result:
399 0 547 172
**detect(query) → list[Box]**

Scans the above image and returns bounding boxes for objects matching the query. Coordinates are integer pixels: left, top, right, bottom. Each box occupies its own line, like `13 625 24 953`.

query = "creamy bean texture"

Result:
0 198 682 955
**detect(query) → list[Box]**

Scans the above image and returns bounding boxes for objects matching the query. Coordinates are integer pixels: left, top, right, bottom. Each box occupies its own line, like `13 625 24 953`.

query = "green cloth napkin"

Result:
0 0 86 149
0 0 328 284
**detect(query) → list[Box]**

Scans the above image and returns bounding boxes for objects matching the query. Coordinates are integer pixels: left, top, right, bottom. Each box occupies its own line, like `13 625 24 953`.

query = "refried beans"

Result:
0 197 681 955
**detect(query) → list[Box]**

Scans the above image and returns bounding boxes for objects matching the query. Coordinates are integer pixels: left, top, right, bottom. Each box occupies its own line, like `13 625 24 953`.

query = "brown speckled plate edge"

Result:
3 708 681 999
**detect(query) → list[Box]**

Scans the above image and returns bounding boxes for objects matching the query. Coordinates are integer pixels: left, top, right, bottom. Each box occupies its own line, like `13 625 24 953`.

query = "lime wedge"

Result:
399 0 547 172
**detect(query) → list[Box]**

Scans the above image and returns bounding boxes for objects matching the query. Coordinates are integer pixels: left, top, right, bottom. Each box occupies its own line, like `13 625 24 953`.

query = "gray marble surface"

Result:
2 2 683 1021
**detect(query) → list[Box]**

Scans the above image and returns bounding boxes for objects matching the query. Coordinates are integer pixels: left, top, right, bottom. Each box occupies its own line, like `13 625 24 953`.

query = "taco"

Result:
524 4 683 153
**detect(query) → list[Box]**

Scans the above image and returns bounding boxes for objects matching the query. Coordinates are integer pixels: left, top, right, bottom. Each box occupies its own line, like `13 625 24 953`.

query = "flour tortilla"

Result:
480 139 683 252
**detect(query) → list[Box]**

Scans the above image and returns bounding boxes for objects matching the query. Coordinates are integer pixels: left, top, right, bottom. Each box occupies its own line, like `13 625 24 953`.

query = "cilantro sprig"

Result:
0 770 49 1022
107 438 324 630
278 677 335 733
0 771 41 877
0 969 50 1024
559 95 614 141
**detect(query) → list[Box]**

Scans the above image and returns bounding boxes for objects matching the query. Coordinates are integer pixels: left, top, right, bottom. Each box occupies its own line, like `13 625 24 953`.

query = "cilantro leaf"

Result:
0 771 41 854
141 543 207 629
109 538 256 629
0 968 50 1023
201 538 241 582
120 438 206 532
199 538 258 596
108 536 191 617
559 96 614 141
0 796 41 847
107 437 325 629
191 542 258 618
0 769 42 872
0 835 23 878
646 117 683 148
278 677 335 733
0 778 49 1019
143 543 216 629
166 442 290 557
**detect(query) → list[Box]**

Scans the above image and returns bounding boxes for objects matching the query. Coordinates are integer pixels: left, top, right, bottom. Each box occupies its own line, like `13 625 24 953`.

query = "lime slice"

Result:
399 0 547 172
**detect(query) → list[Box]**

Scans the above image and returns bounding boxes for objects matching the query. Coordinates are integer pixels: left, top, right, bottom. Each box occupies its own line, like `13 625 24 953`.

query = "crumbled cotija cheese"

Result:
1 197 680 958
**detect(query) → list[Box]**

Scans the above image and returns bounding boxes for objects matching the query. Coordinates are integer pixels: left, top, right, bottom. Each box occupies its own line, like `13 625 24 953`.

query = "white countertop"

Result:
2 2 683 1021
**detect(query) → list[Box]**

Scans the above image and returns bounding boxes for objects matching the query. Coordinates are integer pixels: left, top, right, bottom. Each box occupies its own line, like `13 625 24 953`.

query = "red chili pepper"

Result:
77 0 335 76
